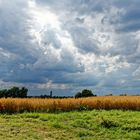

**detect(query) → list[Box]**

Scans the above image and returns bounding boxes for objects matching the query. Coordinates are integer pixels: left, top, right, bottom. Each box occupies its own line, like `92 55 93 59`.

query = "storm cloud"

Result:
0 0 140 95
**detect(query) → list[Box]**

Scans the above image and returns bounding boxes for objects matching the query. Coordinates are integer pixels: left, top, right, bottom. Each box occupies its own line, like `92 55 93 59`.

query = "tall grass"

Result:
0 96 140 113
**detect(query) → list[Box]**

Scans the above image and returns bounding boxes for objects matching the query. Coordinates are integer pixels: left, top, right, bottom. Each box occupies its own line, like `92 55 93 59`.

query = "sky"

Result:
0 0 140 96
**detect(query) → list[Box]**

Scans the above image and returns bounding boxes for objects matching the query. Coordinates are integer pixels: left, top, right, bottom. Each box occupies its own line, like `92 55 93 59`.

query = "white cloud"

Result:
0 0 140 95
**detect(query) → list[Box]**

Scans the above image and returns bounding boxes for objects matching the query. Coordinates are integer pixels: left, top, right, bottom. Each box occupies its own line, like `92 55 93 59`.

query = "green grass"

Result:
0 110 139 140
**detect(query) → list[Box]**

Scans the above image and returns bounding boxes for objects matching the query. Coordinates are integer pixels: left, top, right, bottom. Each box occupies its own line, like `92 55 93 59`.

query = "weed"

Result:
100 117 118 128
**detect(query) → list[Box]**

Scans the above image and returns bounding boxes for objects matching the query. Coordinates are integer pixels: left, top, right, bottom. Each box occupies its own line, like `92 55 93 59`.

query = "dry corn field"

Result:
0 96 140 113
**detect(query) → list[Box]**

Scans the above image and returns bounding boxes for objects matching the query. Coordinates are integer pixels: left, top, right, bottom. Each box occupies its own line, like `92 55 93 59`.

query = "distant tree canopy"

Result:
0 87 28 98
75 89 96 98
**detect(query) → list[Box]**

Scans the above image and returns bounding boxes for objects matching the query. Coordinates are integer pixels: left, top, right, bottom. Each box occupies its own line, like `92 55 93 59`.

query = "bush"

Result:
75 89 96 98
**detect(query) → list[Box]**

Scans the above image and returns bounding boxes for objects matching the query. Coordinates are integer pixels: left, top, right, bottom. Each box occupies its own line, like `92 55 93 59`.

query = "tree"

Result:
81 89 94 97
19 87 28 98
0 87 28 98
75 92 82 98
75 89 96 98
9 87 20 98
0 89 7 98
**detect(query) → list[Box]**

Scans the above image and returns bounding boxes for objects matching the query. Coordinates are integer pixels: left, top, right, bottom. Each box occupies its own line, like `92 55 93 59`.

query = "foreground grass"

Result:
0 110 140 140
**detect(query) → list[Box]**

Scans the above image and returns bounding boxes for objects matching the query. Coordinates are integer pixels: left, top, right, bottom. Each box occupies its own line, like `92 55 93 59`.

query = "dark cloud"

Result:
0 0 140 95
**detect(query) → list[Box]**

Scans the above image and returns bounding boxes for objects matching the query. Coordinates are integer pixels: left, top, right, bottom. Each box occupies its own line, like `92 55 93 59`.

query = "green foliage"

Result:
0 87 28 98
75 89 96 98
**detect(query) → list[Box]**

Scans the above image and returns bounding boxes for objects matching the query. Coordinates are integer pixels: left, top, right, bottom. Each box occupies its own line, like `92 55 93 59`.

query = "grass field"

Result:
0 97 139 139
0 96 140 113
0 110 139 140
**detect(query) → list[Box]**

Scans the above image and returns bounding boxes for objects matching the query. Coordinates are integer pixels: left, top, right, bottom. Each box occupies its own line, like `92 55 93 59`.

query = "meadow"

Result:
0 110 140 140
0 96 139 113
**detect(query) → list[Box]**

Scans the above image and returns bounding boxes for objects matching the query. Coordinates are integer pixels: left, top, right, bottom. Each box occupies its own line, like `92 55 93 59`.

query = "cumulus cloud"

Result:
0 0 140 95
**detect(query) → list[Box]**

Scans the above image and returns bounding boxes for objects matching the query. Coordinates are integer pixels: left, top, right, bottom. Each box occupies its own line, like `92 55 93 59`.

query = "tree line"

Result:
38 89 96 98
0 87 96 98
0 87 28 98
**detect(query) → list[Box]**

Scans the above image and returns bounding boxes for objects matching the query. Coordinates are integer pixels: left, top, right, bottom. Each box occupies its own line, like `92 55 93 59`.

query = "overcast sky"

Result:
0 0 140 96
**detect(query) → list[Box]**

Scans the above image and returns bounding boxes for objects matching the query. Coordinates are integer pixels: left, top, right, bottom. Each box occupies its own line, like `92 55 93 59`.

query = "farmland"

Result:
0 96 140 113
0 96 139 139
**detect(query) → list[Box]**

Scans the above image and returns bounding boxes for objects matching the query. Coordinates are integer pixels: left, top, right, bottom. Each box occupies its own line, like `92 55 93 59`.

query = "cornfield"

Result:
0 96 140 113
